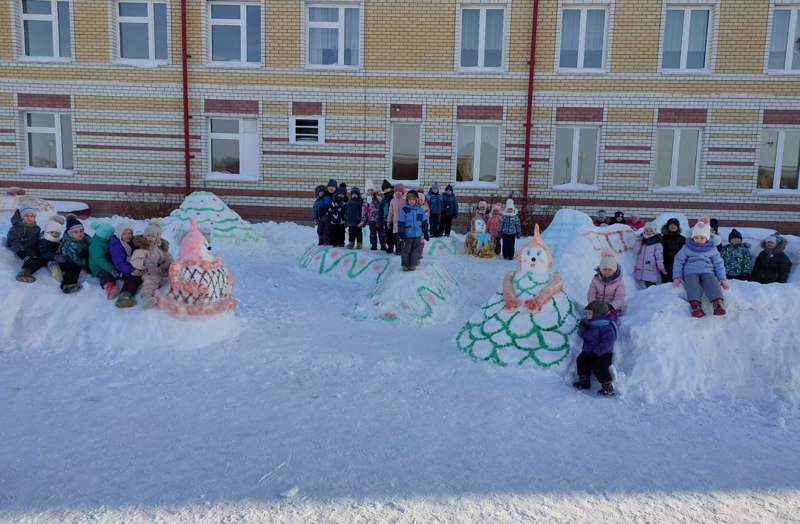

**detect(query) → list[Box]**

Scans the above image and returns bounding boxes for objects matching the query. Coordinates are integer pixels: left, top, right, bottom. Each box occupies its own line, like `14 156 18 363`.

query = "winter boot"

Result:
104 281 120 299
689 300 705 318
115 291 136 309
598 382 616 397
346 242 354 249
62 283 81 294
141 295 157 309
402 266 412 272
15 269 35 283
49 264 63 283
712 298 726 316
371 245 377 251
356 240 362 250
573 375 591 390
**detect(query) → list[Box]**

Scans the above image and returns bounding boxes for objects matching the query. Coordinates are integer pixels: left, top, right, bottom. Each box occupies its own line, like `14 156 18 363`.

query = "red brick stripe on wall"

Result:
533 196 800 213
763 110 800 125
506 143 550 149
708 147 756 153
0 129 14 134
505 156 549 163
326 139 386 145
263 137 289 142
0 142 15 147
425 141 451 147
17 93 71 109
204 99 259 114
390 104 422 118
76 131 201 140
262 150 385 158
657 108 707 124
77 144 201 153
292 102 322 116
556 107 603 123
605 145 651 151
425 155 451 160
457 105 503 121
604 159 651 165
706 160 754 167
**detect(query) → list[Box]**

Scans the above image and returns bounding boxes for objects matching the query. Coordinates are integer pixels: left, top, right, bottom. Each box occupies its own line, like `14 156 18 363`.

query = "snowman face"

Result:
474 218 486 233
200 237 214 261
519 243 550 278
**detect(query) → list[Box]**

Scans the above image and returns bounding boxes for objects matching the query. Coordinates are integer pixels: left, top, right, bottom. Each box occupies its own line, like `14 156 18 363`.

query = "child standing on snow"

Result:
672 217 730 318
327 188 347 247
660 217 685 282
6 204 44 283
388 183 406 256
130 220 173 309
361 184 382 251
719 229 752 281
587 252 626 315
633 222 666 288
750 234 791 284
345 187 363 249
59 215 89 294
441 184 458 237
573 300 618 397
38 215 66 283
312 185 328 246
397 190 430 271
487 203 503 255
427 182 443 237
109 222 143 308
379 179 393 253
499 199 521 260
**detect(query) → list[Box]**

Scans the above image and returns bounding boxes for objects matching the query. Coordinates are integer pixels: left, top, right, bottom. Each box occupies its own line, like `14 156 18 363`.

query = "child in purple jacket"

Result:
672 217 730 318
573 300 618 397
633 222 666 288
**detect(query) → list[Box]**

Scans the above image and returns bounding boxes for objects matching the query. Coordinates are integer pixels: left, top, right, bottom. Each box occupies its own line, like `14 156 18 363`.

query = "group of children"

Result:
5 204 172 308
471 199 523 260
313 179 460 271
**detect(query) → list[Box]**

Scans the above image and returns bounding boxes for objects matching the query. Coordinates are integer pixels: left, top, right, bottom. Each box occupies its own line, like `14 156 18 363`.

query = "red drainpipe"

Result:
180 0 192 195
522 0 540 209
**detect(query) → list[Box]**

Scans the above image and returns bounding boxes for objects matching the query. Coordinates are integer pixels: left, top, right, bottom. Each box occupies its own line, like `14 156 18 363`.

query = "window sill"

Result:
659 68 713 75
289 140 325 145
19 56 73 64
753 189 800 196
556 67 608 75
765 69 800 76
456 67 507 74
22 167 74 176
115 60 170 69
454 181 500 189
388 179 420 186
206 173 259 182
651 186 702 194
552 183 599 192
304 64 362 71
207 61 262 69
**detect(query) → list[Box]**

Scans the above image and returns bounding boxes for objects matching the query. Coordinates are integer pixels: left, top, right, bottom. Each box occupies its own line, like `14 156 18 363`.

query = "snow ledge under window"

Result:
552 183 599 192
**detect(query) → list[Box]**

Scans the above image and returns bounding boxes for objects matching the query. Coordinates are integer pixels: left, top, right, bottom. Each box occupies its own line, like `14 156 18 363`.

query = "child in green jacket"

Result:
88 222 121 298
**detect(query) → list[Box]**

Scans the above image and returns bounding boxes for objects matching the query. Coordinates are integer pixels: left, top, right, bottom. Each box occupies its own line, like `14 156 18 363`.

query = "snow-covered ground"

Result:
1 213 799 522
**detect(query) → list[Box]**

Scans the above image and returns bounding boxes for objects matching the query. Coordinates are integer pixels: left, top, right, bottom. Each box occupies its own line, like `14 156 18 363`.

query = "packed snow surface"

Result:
1 210 799 522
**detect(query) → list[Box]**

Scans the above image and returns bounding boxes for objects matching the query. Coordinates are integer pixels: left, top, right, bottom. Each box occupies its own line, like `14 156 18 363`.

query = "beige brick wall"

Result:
0 1 12 60
328 103 384 117
0 92 12 108
73 0 110 63
169 0 204 66
533 0 557 72
716 0 769 74
266 1 301 68
610 0 661 73
711 109 760 125
427 105 453 120
607 107 653 123
508 0 533 72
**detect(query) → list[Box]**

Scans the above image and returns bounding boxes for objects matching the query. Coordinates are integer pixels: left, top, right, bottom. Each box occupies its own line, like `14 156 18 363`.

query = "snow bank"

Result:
162 191 261 245
424 236 459 257
298 245 392 286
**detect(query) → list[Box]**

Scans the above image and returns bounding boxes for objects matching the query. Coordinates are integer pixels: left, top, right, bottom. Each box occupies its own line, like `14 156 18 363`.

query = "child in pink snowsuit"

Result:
487 203 503 255
587 252 626 316
387 183 406 255
633 222 666 288
130 220 173 308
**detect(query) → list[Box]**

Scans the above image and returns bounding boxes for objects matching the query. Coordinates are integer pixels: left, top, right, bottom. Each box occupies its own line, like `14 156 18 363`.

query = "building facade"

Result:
0 0 799 230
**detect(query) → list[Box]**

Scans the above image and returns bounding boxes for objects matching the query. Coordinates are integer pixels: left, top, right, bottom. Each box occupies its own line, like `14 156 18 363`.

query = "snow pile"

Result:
356 262 460 325
162 191 261 245
298 245 392 286
424 236 459 257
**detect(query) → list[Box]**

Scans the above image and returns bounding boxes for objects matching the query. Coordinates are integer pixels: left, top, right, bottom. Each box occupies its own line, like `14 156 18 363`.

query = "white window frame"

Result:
289 115 325 144
659 5 713 73
207 118 260 182
552 126 600 190
557 6 608 72
19 0 72 61
457 5 508 71
207 1 261 66
455 123 501 187
23 111 73 175
766 6 800 73
757 129 800 192
653 127 702 191
116 0 168 65
305 3 360 69
388 122 421 184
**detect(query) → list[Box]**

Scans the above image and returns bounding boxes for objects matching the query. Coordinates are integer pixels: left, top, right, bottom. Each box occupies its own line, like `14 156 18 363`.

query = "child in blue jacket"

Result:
672 217 730 318
397 190 430 271
427 182 443 237
573 300 618 397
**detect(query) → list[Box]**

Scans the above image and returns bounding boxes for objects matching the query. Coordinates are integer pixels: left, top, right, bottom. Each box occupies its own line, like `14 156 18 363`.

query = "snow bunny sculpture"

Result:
464 215 496 258
158 219 236 317
456 224 580 367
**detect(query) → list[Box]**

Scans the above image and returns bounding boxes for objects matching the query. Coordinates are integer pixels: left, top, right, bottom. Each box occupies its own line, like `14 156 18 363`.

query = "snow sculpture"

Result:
158 219 236 317
425 236 458 257
163 191 260 244
456 224 580 368
299 245 392 286
464 216 495 258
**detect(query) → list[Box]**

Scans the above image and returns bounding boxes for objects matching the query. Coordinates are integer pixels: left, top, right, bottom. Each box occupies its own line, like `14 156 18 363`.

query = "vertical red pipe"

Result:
522 0 540 206
180 0 192 195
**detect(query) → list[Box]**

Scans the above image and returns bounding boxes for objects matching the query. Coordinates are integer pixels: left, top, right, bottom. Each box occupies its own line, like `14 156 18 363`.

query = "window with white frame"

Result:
307 4 359 67
391 123 420 181
456 124 499 183
208 1 261 64
662 7 711 70
768 7 800 72
553 127 599 187
290 116 325 144
758 129 800 190
25 112 73 171
21 0 71 58
117 1 168 63
654 128 701 188
459 6 505 69
208 118 259 179
559 7 606 70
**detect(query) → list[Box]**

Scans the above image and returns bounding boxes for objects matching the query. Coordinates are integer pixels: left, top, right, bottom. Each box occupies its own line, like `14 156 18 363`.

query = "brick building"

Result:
0 1 799 230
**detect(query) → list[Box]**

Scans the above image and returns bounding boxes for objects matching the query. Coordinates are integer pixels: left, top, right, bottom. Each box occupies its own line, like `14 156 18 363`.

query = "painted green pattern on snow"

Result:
165 191 261 243
299 245 391 285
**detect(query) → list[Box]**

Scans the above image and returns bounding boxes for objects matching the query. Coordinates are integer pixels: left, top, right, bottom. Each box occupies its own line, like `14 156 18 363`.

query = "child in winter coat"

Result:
441 184 458 237
487 203 503 255
476 200 490 222
361 185 382 251
109 222 143 308
417 190 430 219
633 223 666 287
719 229 752 281
573 300 618 397
345 187 364 249
388 183 406 255
88 222 123 299
594 209 607 227
327 188 347 247
672 217 730 318
751 234 792 284
397 190 430 271
660 217 685 282
38 215 66 283
59 215 89 294
427 182 443 237
379 179 393 253
587 252 626 315
611 211 626 226
6 204 44 283
710 218 722 249
312 185 328 246
498 199 521 260
130 220 173 309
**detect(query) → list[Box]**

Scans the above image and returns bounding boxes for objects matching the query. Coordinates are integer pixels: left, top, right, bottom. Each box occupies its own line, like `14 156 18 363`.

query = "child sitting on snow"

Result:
487 203 503 256
89 222 122 299
38 215 66 283
59 215 89 294
587 252 626 316
130 220 173 309
109 222 143 309
750 234 791 285
573 300 618 397
633 222 665 288
6 204 44 283
498 199 521 260
397 190 430 271
672 217 730 318
660 217 685 283
719 229 752 281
